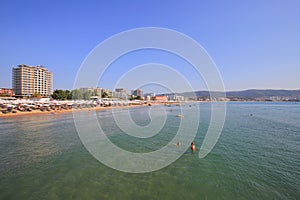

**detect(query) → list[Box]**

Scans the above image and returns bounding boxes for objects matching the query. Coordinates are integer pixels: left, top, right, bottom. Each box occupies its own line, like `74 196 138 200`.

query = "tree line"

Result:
51 89 105 100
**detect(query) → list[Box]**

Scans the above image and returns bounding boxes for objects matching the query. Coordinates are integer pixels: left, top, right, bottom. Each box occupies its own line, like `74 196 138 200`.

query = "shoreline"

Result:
1 101 298 119
0 104 152 118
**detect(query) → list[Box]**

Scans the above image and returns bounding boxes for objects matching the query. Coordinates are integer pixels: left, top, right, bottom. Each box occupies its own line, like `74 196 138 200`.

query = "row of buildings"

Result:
79 87 128 99
78 87 179 102
7 65 148 99
3 64 178 101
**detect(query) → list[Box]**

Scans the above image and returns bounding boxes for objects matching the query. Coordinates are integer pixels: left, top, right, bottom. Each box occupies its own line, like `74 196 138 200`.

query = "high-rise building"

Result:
12 64 53 98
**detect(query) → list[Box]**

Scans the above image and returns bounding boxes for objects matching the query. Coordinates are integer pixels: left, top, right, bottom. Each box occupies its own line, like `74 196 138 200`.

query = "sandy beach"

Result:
0 103 161 118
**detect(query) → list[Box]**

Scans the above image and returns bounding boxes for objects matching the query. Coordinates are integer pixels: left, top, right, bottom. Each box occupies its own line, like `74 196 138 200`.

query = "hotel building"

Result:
12 64 53 98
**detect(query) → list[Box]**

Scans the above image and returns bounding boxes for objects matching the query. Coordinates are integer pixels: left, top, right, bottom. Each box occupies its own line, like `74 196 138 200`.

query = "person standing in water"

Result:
191 142 196 152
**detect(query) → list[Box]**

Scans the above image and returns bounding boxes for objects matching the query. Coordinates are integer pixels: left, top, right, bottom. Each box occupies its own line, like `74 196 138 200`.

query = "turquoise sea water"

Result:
0 102 299 199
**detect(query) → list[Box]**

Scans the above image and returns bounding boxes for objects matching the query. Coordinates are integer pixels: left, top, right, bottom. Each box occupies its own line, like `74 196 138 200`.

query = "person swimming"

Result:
191 142 196 152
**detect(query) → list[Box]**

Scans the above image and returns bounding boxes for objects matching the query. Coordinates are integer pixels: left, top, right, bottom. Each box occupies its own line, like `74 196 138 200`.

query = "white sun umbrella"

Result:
6 104 15 108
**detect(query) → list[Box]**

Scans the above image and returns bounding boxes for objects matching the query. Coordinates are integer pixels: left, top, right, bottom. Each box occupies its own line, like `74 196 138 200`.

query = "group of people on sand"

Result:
176 141 197 152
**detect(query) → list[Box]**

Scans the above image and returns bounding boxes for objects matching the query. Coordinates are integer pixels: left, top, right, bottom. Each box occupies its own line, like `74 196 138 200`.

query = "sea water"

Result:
0 102 299 199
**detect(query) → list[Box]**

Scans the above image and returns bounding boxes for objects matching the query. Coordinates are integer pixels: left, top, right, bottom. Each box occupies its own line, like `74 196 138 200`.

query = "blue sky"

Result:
0 0 299 92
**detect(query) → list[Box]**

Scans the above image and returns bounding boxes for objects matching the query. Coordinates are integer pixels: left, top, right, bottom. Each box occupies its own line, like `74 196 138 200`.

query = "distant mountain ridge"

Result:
175 89 300 99
226 89 300 98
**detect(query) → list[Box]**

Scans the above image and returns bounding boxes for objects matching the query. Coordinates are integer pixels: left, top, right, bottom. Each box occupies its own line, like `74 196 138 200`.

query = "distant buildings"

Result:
12 64 53 98
115 88 126 94
79 87 96 95
103 89 113 98
0 88 14 97
144 92 155 101
131 89 143 97
79 87 103 98
115 88 127 99
79 87 93 94
94 88 103 97
152 95 168 102
168 94 185 102
77 87 128 99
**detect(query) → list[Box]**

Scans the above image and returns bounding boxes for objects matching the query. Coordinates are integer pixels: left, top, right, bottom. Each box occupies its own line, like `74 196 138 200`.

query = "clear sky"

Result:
0 0 299 92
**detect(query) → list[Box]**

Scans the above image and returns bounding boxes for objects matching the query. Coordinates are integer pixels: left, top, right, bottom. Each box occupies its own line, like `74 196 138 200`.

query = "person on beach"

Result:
191 142 196 152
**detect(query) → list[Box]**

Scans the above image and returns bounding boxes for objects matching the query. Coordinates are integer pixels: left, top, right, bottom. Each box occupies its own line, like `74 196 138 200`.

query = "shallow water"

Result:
0 102 299 199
